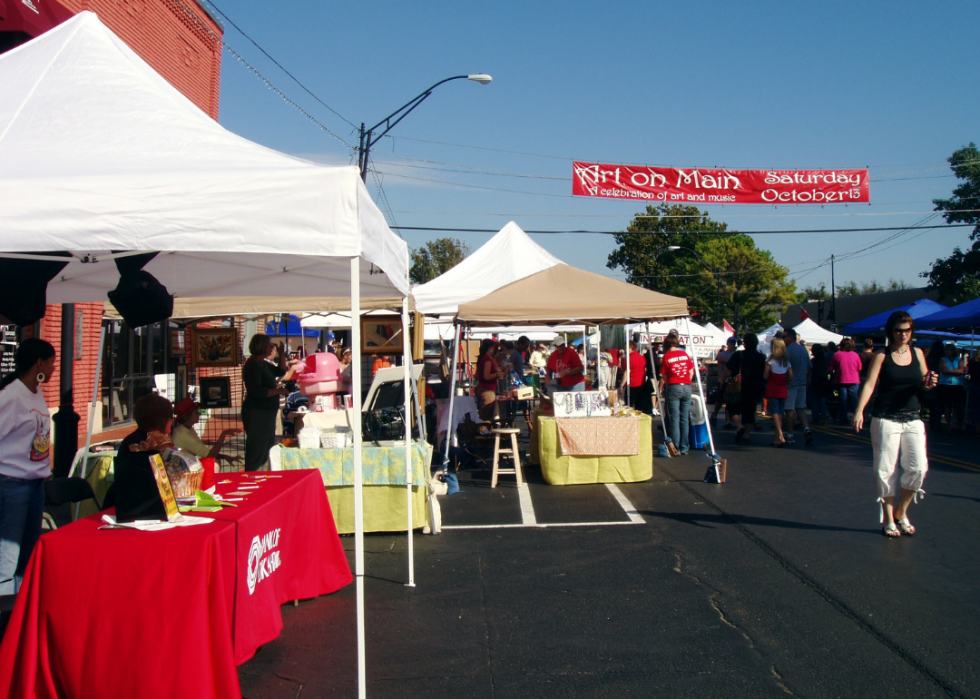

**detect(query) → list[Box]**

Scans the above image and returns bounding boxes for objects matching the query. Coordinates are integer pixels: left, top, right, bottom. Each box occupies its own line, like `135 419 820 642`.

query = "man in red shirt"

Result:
546 337 585 391
619 341 650 411
660 336 695 455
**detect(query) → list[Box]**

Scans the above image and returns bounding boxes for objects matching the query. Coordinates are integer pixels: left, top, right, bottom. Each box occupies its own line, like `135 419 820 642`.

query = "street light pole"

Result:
668 245 722 325
358 74 492 182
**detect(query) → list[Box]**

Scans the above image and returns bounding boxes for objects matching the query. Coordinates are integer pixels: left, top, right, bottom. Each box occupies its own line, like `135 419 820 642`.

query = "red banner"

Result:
572 162 869 204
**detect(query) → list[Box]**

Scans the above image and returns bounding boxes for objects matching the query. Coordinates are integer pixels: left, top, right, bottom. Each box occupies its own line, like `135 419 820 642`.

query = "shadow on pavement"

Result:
639 509 877 534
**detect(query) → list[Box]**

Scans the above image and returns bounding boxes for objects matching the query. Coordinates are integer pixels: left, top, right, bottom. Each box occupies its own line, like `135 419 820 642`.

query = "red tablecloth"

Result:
0 469 352 699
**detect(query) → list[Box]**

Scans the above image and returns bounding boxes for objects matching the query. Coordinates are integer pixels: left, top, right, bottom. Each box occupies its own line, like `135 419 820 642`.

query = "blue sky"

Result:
208 0 979 294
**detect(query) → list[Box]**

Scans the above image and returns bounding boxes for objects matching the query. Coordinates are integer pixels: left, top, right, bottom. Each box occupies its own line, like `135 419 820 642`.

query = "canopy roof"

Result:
793 318 843 345
412 221 562 317
843 298 948 335
916 297 980 330
456 264 688 326
0 12 408 307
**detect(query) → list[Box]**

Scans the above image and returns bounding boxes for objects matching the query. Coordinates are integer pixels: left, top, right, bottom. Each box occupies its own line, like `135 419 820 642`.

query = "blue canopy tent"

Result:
843 298 948 336
915 297 980 330
266 314 323 339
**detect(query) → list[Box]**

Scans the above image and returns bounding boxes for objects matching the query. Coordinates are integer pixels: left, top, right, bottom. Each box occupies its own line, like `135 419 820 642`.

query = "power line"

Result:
222 44 353 150
387 208 980 219
391 224 973 236
204 0 356 128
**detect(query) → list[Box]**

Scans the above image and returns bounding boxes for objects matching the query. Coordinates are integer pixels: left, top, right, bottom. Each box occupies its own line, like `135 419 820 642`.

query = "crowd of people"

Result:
716 325 978 443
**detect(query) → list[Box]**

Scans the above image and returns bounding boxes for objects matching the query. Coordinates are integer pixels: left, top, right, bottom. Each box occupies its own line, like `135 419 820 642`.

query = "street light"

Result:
668 245 722 326
357 74 492 182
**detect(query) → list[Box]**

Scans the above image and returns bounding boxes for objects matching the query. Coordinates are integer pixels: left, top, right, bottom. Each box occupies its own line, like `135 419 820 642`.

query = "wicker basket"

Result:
166 467 204 499
319 430 351 449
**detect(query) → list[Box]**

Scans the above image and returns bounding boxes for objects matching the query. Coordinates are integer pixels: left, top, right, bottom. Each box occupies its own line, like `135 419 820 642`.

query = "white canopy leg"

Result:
401 298 415 586
71 319 106 520
350 258 366 699
684 317 717 457
442 324 462 471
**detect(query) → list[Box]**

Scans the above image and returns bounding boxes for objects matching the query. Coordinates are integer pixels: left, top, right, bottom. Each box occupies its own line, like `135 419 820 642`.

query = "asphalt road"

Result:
240 422 980 699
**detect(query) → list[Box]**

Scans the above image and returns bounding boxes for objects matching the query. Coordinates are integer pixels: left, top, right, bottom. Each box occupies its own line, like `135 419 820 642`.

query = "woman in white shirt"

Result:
0 339 56 595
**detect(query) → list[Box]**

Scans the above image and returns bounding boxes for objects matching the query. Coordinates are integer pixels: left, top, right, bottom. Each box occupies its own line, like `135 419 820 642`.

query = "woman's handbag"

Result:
724 374 742 405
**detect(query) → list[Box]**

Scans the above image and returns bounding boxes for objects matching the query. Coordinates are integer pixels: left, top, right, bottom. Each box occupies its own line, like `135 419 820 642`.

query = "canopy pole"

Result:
71 317 107 521
350 258 366 699
684 317 717 456
442 324 462 471
401 298 415 586
625 325 631 407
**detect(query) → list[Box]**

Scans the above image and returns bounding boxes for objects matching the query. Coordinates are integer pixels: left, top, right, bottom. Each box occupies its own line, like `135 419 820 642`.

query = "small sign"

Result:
148 454 181 521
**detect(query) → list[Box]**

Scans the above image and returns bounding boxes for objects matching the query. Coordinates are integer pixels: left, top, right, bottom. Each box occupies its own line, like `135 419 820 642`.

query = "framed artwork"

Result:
191 329 238 368
199 376 231 409
170 329 185 356
175 364 188 402
361 315 404 355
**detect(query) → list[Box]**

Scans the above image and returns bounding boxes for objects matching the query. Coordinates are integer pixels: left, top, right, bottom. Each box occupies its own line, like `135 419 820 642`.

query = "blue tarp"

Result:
266 315 322 338
843 299 948 335
915 297 980 330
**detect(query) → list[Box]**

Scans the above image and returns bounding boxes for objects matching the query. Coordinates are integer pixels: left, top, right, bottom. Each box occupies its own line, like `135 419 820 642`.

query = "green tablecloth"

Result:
275 442 427 486
273 442 431 534
537 415 653 485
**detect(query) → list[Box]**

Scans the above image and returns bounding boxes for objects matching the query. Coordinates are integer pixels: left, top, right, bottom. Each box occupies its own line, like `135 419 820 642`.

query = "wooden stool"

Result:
491 427 523 488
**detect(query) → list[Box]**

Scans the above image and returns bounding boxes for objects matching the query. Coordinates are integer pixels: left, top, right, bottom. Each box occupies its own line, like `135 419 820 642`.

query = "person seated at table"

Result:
111 394 174 517
547 336 586 392
171 397 243 469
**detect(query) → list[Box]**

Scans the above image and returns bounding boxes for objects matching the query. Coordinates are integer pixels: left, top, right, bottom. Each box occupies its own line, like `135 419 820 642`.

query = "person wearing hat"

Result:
546 335 585 391
712 337 738 429
172 397 243 467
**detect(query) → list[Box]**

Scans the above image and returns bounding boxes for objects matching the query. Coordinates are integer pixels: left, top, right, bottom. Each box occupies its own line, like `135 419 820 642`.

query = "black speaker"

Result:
107 253 174 327
0 255 70 326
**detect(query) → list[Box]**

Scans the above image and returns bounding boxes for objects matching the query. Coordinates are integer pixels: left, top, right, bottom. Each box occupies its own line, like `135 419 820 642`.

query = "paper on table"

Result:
100 514 214 531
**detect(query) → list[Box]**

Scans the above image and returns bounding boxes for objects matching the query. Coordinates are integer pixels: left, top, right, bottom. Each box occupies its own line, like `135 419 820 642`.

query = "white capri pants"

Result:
872 417 927 515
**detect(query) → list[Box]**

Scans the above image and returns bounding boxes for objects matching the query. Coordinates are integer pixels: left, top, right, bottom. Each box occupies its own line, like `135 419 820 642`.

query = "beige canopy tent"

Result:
456 264 689 326
444 264 723 472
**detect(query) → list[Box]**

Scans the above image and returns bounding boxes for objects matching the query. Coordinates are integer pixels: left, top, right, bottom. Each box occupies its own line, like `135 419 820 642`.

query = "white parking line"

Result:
518 482 537 526
605 483 645 524
441 481 647 531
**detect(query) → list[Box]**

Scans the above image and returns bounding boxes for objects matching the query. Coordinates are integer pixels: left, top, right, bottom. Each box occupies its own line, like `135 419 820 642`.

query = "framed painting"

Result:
199 376 231 409
191 329 238 368
361 315 404 355
175 364 188 402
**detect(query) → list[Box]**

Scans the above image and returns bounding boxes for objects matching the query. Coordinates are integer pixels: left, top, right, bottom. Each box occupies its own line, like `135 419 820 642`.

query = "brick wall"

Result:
58 0 223 118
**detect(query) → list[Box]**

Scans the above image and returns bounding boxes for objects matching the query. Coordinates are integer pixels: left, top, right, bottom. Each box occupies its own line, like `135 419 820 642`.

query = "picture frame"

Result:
361 315 404 355
191 328 238 368
170 329 185 356
199 376 231 409
175 364 188 402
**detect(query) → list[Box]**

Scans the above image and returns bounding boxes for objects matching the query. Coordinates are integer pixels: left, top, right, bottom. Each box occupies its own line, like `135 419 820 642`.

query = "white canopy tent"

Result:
757 323 785 356
793 318 844 346
412 220 562 317
0 13 403 697
628 319 724 359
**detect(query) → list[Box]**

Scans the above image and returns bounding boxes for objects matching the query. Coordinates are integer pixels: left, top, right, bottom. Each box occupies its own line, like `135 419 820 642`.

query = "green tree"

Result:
410 237 470 284
923 143 980 303
607 205 797 334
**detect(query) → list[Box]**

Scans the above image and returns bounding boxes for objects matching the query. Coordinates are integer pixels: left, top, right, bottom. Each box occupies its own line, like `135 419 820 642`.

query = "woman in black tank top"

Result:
854 311 938 538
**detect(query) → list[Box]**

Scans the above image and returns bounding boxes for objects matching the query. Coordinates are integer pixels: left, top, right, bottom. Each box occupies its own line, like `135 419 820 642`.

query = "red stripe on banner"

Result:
572 162 870 204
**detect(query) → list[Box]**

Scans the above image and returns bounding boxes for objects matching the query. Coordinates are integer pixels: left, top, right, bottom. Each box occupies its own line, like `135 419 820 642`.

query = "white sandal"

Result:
896 516 915 536
882 522 901 538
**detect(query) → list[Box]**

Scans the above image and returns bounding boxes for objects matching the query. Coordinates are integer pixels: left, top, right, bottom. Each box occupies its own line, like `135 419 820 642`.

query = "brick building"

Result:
0 0 223 447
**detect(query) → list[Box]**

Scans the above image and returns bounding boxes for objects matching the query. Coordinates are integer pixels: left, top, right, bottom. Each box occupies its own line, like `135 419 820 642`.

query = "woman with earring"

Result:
854 311 938 538
0 338 56 595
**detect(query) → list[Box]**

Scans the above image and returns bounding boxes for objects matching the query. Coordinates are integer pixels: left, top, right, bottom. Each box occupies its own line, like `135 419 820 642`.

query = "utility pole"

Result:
829 254 838 332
